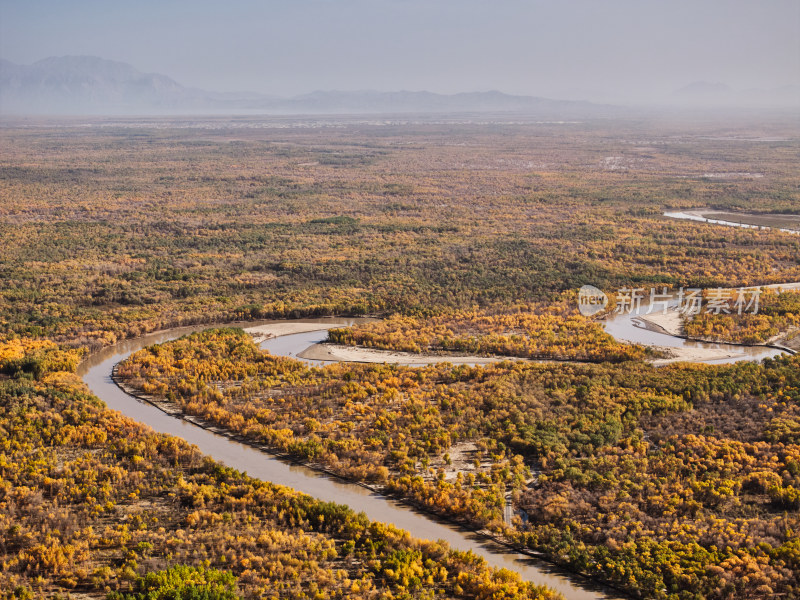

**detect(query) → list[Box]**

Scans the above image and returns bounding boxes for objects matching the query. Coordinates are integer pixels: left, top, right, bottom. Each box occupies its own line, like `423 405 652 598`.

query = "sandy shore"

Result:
243 315 793 369
249 327 763 368
243 322 342 343
649 345 746 366
638 310 685 336
244 323 519 365
299 342 518 365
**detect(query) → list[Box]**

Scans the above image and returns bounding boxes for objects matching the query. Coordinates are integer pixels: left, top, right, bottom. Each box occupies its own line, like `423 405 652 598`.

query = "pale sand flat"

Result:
650 345 745 366
299 342 516 365
638 310 685 336
243 322 341 343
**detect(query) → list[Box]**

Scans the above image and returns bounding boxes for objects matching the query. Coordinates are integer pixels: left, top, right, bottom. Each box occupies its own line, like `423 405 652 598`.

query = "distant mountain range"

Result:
1 56 796 116
0 56 260 114
0 55 613 116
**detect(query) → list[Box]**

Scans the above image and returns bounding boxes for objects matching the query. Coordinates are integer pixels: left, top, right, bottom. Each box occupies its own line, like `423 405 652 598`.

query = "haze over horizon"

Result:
1 0 798 106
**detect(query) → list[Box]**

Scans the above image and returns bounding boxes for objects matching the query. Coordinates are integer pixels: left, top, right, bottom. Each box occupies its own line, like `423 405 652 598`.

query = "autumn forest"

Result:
1 113 799 600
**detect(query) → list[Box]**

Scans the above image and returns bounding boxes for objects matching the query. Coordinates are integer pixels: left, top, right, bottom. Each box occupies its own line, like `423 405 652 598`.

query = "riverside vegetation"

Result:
1 114 800 598
0 338 557 600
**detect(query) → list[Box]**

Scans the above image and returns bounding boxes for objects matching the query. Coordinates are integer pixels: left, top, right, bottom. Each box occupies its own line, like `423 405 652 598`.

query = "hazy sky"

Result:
1 0 798 102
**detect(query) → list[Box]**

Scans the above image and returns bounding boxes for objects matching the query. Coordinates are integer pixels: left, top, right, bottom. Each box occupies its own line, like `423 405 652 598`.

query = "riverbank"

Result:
299 326 787 369
633 281 800 356
298 341 519 365
638 310 684 336
245 321 348 344
649 345 749 365
635 311 750 364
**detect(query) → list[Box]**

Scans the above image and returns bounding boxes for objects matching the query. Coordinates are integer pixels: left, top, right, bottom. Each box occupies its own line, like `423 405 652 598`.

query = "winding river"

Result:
76 311 791 599
78 319 616 600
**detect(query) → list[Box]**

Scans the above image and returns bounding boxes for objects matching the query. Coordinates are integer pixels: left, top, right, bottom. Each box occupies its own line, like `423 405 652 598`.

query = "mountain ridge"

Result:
0 55 614 116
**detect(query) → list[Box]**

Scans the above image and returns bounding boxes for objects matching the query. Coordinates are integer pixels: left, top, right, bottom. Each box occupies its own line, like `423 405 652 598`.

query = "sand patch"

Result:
638 310 685 336
299 342 518 365
244 322 341 343
650 345 751 366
